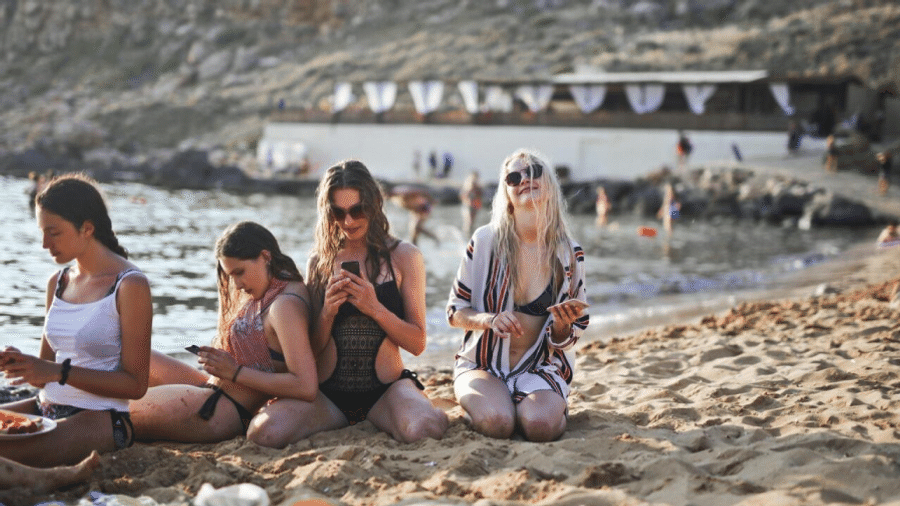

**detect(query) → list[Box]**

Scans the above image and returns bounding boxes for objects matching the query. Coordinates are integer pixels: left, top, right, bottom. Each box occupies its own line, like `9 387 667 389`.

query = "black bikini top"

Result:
513 281 554 317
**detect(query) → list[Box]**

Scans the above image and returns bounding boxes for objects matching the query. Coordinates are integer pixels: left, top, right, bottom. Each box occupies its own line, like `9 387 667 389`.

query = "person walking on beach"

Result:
247 160 448 448
0 174 152 467
129 221 318 444
460 170 484 238
447 149 589 442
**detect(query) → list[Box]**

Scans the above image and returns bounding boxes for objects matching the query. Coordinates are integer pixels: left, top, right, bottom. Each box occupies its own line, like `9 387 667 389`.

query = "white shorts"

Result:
454 357 570 403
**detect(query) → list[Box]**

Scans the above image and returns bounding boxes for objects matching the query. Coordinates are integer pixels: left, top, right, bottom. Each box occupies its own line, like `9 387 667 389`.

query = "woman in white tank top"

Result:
0 174 152 468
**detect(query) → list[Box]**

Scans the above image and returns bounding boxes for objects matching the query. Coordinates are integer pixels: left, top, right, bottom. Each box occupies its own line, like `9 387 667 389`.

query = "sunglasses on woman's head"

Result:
330 203 365 220
504 163 544 186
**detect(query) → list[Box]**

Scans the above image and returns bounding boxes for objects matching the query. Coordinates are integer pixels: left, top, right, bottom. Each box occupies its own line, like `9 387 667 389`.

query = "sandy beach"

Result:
6 155 900 506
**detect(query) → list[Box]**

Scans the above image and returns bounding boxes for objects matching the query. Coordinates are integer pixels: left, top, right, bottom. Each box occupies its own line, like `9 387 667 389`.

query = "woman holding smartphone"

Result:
129 221 318 443
248 160 448 448
447 148 589 442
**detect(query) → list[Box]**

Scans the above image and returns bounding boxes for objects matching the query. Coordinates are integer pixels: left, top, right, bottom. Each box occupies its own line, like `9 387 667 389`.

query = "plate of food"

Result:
0 409 57 439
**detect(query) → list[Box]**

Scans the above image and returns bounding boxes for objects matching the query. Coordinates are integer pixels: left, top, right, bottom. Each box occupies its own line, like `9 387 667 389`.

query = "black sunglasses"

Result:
330 203 366 220
504 163 544 186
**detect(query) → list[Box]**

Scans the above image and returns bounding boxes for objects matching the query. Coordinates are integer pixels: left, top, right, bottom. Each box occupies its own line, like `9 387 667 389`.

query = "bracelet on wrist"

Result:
231 365 244 383
58 358 72 385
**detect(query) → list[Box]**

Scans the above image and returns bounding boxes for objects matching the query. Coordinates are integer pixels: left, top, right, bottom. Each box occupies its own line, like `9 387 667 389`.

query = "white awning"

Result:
553 70 769 85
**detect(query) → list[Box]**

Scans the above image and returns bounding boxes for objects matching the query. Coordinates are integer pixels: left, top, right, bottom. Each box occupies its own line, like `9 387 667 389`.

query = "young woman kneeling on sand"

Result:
246 160 448 448
130 221 318 443
447 149 590 442
0 174 152 466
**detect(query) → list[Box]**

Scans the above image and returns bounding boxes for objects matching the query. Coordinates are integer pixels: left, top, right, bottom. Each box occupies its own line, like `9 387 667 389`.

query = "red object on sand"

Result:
637 226 657 237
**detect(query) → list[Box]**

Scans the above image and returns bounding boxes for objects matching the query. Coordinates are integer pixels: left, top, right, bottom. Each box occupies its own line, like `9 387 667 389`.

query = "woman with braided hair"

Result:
0 173 152 466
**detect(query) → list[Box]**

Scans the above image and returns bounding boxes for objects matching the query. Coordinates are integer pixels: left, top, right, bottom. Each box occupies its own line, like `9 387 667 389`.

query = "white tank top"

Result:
39 268 144 412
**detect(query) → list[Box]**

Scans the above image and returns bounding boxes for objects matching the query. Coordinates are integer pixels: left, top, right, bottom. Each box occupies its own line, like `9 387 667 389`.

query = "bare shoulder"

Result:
271 280 312 314
391 240 424 266
117 270 151 299
283 280 311 302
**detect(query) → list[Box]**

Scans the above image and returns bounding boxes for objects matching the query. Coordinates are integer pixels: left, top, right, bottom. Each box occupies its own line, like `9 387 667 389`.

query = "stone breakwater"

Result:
2 137 892 229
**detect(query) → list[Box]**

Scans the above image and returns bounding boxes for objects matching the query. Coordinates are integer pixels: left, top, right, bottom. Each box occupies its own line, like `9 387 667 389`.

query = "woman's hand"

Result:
197 346 241 383
321 275 350 321
548 301 585 337
340 269 381 317
488 311 523 339
0 350 58 388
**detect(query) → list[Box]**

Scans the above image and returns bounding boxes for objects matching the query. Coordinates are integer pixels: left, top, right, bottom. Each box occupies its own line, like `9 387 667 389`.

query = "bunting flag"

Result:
768 83 795 116
484 86 513 112
331 82 355 113
457 80 480 114
408 80 445 115
569 84 607 113
625 83 666 114
682 84 717 115
363 81 398 114
514 84 554 113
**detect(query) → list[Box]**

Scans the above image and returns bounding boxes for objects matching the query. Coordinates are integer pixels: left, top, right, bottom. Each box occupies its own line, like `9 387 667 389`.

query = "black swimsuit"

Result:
320 267 423 424
513 281 554 317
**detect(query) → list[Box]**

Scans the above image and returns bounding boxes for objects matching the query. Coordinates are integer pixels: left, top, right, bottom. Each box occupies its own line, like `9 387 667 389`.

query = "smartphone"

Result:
551 299 590 312
184 345 201 355
340 260 360 277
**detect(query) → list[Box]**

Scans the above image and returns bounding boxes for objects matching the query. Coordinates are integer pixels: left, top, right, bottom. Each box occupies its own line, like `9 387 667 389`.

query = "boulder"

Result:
800 192 874 228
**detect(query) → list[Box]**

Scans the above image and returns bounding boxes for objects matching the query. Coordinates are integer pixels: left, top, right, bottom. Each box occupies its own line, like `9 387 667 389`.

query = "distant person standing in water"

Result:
459 171 483 238
657 183 680 238
877 151 893 196
389 186 439 246
595 186 610 227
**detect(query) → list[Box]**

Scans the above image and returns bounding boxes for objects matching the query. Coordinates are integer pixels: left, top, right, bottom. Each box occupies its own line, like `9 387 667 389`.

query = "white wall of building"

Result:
262 122 793 182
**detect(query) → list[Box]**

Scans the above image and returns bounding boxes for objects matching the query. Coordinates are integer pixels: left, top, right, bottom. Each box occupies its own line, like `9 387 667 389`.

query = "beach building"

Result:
258 70 891 182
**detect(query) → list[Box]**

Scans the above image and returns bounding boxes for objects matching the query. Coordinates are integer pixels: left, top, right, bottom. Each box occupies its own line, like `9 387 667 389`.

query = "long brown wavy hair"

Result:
214 221 303 337
308 160 398 301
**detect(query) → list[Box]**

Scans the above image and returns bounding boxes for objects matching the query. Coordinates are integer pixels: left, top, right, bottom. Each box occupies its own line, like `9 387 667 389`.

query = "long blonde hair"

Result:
489 148 575 296
308 160 398 301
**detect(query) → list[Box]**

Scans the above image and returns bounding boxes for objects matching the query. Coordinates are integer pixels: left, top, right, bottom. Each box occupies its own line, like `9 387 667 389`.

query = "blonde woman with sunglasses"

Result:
447 148 590 442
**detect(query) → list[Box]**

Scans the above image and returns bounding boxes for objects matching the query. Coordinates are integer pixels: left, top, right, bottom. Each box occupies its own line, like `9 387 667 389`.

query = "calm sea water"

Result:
0 175 878 371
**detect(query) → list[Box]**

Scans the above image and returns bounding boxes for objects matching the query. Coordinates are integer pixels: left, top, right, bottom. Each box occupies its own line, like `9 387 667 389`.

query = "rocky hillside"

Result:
1 0 898 164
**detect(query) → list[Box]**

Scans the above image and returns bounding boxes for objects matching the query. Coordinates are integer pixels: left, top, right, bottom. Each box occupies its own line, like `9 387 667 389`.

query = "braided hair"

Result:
36 173 128 259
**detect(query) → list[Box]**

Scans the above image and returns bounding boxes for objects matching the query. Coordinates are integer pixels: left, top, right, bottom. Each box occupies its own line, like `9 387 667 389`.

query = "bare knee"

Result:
469 409 515 440
246 419 290 449
519 411 565 442
394 408 449 443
